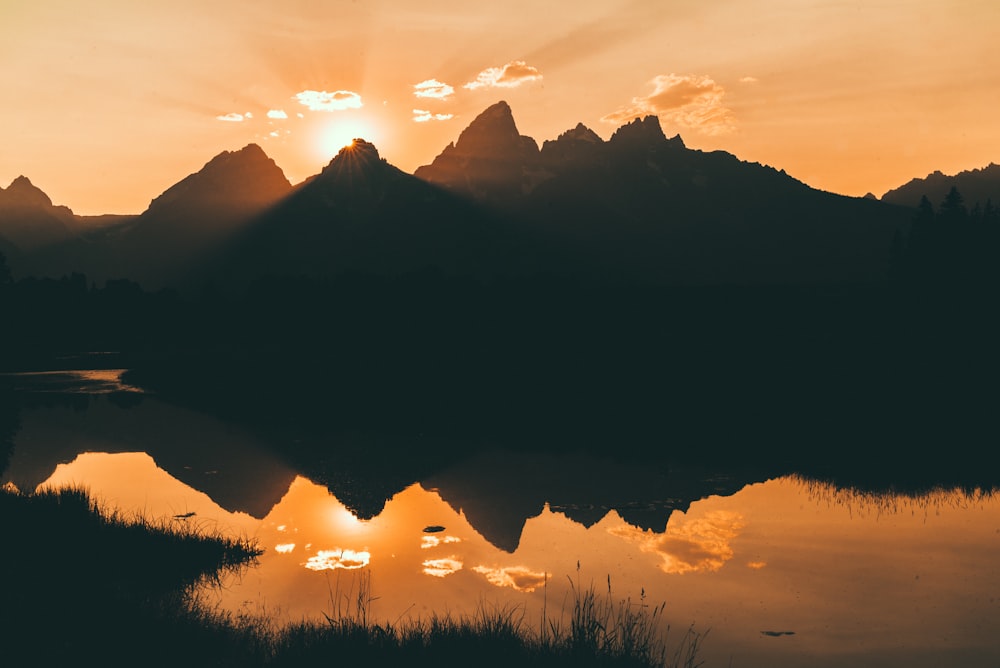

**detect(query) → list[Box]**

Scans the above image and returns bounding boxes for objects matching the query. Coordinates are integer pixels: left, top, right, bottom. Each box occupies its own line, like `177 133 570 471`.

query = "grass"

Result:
216 563 705 668
0 482 704 667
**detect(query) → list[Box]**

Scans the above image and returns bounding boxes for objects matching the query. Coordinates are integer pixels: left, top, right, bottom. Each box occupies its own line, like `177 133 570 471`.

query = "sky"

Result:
2 0 999 215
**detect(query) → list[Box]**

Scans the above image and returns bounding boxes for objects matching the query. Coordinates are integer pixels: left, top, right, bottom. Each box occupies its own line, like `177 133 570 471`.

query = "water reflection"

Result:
0 368 144 394
15 450 1000 668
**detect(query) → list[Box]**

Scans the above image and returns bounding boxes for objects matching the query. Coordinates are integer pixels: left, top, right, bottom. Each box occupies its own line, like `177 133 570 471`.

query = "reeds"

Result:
1 483 704 667
247 565 704 668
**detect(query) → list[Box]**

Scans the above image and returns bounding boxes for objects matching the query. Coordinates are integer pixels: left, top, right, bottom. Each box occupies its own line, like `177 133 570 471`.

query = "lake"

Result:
2 368 998 668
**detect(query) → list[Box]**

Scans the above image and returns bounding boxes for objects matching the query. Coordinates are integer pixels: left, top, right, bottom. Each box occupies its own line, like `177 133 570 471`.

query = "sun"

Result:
316 118 378 160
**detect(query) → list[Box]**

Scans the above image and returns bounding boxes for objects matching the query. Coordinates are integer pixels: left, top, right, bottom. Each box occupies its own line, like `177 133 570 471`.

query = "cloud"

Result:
267 109 289 119
414 79 455 99
740 76 759 84
295 90 363 112
601 74 736 135
472 565 548 592
215 112 246 122
610 510 745 574
244 111 254 119
413 109 454 123
464 60 543 90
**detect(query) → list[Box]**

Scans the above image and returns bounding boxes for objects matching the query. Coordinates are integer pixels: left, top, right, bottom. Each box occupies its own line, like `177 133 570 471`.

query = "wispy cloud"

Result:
602 74 736 135
464 60 542 90
413 109 454 123
414 79 455 99
294 90 363 112
267 109 289 119
740 76 759 84
215 112 246 122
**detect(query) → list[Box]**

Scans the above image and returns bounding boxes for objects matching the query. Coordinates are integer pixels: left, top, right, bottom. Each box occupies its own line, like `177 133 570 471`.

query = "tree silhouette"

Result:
0 251 11 286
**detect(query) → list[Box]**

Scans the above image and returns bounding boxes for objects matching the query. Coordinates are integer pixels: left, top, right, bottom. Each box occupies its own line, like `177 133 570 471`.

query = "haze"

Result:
2 0 998 215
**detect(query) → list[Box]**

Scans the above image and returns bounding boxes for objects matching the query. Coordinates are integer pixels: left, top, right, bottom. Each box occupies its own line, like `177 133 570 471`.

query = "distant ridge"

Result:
881 163 1000 208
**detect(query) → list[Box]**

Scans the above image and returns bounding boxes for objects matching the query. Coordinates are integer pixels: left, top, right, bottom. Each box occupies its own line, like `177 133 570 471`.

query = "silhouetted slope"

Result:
111 143 293 287
211 140 521 286
881 163 1000 208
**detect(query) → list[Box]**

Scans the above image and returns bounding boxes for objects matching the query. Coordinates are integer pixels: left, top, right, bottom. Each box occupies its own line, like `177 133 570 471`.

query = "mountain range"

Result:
3 100 991 289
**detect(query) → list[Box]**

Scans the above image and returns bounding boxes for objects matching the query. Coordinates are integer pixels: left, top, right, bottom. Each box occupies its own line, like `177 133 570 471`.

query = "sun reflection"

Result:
304 548 371 571
330 506 366 532
422 557 463 577
610 510 746 574
472 566 548 592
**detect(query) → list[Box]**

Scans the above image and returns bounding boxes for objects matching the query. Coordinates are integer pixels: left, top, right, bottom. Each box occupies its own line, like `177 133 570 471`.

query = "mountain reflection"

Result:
20 451 1000 668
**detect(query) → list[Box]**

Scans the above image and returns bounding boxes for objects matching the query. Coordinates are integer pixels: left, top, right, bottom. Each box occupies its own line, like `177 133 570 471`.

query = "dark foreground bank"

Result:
0 483 702 667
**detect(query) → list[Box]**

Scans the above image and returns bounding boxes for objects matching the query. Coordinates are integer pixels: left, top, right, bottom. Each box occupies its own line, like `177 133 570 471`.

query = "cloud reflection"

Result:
275 543 296 554
422 557 463 577
472 565 547 592
610 510 746 574
421 535 461 549
304 548 371 571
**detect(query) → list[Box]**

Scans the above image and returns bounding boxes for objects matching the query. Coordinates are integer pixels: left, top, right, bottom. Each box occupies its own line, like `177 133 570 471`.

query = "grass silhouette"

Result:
1 483 703 667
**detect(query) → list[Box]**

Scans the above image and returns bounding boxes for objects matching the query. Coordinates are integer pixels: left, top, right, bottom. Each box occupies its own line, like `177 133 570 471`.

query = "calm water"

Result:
3 370 999 668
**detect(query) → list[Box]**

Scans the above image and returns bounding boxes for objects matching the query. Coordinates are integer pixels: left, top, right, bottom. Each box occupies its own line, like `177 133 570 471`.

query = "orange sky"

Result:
2 0 999 215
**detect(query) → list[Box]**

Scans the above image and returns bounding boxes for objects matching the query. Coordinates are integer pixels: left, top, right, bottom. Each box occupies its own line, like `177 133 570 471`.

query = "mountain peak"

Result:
609 115 669 146
144 143 291 216
452 100 530 157
413 101 541 199
1 175 54 208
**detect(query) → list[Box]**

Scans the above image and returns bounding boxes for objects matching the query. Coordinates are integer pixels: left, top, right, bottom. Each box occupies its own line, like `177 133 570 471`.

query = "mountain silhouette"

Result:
6 102 919 289
0 176 77 255
881 163 1000 209
207 139 520 287
424 450 753 552
415 103 912 284
413 101 544 203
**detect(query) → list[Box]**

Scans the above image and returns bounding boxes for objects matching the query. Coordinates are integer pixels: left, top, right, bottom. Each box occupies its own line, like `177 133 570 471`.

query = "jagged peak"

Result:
610 115 666 142
554 122 603 144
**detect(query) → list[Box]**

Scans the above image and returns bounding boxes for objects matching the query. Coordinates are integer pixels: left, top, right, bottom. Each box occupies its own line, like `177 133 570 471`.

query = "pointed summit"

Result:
0 176 76 252
320 139 385 178
414 101 541 201
144 143 291 216
0 176 54 209
539 122 605 169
